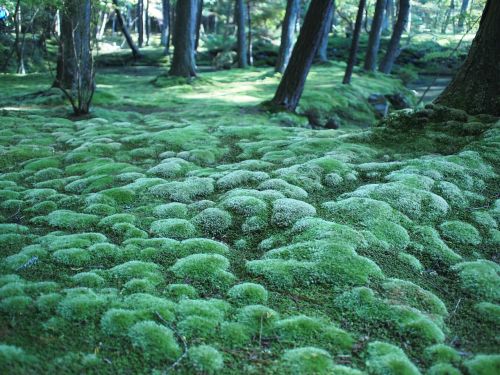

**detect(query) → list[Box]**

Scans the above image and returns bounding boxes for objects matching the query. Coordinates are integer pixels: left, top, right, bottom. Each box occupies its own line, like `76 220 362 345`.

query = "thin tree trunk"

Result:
317 0 335 63
137 0 144 47
269 0 334 111
195 0 203 51
364 0 387 71
161 0 171 54
379 0 410 74
97 12 108 40
169 0 198 77
275 0 300 73
235 0 248 68
112 0 141 58
442 0 455 34
435 0 500 115
457 0 470 30
145 0 150 46
382 0 393 32
343 0 366 84
14 2 25 75
247 0 253 66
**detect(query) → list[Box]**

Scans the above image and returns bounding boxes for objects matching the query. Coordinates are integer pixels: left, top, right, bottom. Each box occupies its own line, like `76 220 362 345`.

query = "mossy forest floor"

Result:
0 64 499 374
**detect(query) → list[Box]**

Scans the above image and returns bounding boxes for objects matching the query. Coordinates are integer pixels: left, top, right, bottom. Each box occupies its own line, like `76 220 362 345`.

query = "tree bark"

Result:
195 0 203 51
247 1 253 66
317 0 335 63
379 0 409 74
275 0 300 73
442 0 455 34
235 0 248 68
169 0 198 77
364 0 387 71
343 0 366 84
382 0 394 32
269 0 334 111
137 0 144 47
435 0 500 115
457 0 470 30
145 0 150 46
112 0 141 58
161 0 171 54
14 1 25 75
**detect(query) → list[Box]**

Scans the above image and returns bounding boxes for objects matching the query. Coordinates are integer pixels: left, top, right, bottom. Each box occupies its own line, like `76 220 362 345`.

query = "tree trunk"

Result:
275 0 300 73
343 0 366 84
169 0 198 77
145 0 150 46
317 0 335 63
97 12 108 40
247 1 253 66
137 0 144 47
15 1 25 75
161 0 171 54
442 0 455 34
435 0 500 115
269 0 334 111
457 0 470 30
235 0 248 68
112 0 141 58
382 0 394 32
379 0 409 74
364 0 387 71
55 0 95 115
195 0 203 51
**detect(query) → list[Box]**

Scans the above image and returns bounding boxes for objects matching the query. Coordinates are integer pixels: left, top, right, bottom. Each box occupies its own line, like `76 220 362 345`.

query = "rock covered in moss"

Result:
128 321 180 362
170 254 235 288
366 341 420 375
271 198 316 227
227 283 268 305
150 219 197 239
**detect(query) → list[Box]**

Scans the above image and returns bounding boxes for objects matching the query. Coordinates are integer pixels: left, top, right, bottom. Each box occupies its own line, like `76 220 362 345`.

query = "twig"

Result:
155 312 188 374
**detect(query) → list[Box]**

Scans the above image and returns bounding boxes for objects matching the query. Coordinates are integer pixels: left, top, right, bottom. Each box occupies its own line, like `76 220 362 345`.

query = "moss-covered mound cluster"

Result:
0 66 499 374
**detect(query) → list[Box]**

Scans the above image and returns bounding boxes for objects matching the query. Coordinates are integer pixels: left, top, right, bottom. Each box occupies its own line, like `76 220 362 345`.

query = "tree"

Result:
235 0 248 68
161 0 171 54
137 0 144 47
269 0 334 111
457 0 470 30
54 0 95 115
379 0 410 74
169 0 198 77
275 0 300 73
195 0 203 51
435 0 500 116
364 0 387 71
317 1 335 63
112 0 141 58
343 0 366 84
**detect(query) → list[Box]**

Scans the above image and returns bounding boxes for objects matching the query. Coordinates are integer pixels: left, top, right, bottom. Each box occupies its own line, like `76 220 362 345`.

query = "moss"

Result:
98 213 136 228
424 344 461 365
452 260 500 302
150 219 197 239
271 198 316 227
439 220 482 246
35 292 63 315
178 315 218 339
258 178 308 199
88 242 123 264
427 363 461 375
164 284 198 300
153 203 189 219
192 208 233 236
128 321 181 363
123 293 175 321
464 354 500 375
176 298 230 322
149 177 215 203
100 187 135 204
397 253 424 272
47 210 99 230
221 195 268 217
147 157 195 178
122 278 157 294
71 272 105 288
180 238 229 256
366 341 420 375
170 254 235 288
275 315 353 350
0 344 36 373
237 305 279 334
188 345 224 374
100 308 143 336
52 248 91 267
411 226 462 264
109 261 162 283
217 170 269 190
220 322 251 347
57 290 107 321
0 295 33 315
228 283 268 305
475 302 500 324
281 347 334 375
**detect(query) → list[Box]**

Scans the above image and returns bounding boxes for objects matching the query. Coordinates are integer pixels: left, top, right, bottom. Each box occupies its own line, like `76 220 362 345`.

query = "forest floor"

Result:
0 64 499 374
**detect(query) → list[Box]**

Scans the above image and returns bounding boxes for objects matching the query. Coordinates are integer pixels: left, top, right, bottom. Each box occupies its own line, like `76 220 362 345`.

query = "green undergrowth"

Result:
0 65 498 374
